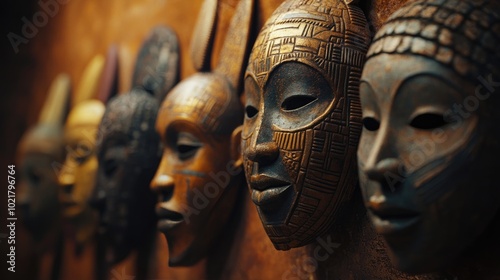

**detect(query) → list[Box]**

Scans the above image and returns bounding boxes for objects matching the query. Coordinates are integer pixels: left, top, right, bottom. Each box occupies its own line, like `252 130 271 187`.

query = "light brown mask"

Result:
151 73 244 266
150 0 253 266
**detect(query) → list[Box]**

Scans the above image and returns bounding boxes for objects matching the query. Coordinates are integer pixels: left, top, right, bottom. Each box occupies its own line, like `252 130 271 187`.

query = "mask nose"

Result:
150 156 174 203
246 142 279 166
17 191 31 219
365 158 401 181
17 180 30 207
245 110 278 166
58 162 75 198
361 123 405 193
364 158 405 193
151 174 174 203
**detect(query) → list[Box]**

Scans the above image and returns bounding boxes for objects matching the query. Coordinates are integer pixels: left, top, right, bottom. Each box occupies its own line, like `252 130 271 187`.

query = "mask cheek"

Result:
241 137 255 180
76 157 98 208
273 130 307 184
409 131 480 210
400 117 478 175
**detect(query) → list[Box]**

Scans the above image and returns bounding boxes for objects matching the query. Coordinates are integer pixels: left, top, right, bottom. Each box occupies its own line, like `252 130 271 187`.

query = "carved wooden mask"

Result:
58 100 105 220
131 26 180 101
357 0 500 273
17 74 70 240
150 0 253 266
151 73 243 266
242 0 370 250
57 55 107 245
93 90 161 264
91 26 179 264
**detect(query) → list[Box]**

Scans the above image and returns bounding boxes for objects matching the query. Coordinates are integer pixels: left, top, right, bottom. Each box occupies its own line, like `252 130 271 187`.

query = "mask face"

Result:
58 100 104 221
17 126 63 239
151 73 243 266
93 91 160 264
358 53 500 273
132 26 179 101
242 0 370 250
357 0 500 273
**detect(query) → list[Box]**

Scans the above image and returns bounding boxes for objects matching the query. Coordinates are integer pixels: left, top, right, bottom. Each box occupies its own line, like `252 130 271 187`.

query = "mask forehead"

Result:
66 100 105 129
99 91 160 159
367 0 500 84
159 73 241 135
247 0 370 89
361 54 472 111
18 125 63 159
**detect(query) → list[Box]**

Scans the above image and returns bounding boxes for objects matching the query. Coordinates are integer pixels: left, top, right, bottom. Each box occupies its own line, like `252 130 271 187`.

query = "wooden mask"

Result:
150 0 253 266
357 0 500 273
242 0 371 250
17 74 70 241
92 26 180 264
57 53 111 244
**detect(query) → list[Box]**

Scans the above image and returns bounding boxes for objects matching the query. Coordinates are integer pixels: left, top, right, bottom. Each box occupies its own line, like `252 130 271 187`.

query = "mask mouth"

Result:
60 198 78 209
249 174 292 207
156 206 184 232
249 174 290 191
368 203 421 235
369 203 420 220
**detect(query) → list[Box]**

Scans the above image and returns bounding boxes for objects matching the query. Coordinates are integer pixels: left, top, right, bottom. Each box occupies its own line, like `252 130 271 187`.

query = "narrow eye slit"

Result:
177 144 200 160
29 171 41 186
281 95 317 111
74 155 88 164
76 144 91 157
410 113 447 130
175 132 202 160
245 106 258 118
363 117 380 131
104 159 118 177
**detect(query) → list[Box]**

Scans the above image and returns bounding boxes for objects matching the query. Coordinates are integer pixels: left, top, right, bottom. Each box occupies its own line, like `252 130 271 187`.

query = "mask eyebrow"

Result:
359 80 375 100
393 72 461 100
174 169 206 178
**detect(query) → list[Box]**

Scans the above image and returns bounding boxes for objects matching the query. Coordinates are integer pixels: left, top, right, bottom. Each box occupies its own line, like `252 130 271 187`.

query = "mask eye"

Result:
28 170 41 186
410 113 447 130
362 117 380 131
176 132 202 160
177 144 200 160
74 155 89 164
281 95 317 111
245 105 258 118
103 158 119 177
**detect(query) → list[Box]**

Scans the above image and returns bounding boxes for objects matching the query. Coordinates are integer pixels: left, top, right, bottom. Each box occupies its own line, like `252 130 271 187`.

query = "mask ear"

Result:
73 54 105 107
230 125 243 169
190 0 218 72
214 0 254 94
38 73 71 126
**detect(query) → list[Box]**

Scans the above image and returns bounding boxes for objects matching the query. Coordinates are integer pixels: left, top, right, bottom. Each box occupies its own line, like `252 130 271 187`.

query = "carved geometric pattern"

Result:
246 0 370 249
248 0 370 88
273 131 306 180
161 73 236 135
367 0 500 81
